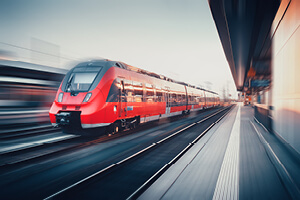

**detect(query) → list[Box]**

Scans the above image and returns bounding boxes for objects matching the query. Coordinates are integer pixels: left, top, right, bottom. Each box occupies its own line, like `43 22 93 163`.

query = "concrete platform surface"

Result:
139 103 300 200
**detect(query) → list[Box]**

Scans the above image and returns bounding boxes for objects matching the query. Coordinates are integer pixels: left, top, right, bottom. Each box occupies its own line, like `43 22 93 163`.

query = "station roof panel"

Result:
209 0 280 91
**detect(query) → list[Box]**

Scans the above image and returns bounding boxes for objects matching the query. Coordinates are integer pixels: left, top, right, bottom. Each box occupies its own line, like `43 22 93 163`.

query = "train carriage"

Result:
49 59 220 134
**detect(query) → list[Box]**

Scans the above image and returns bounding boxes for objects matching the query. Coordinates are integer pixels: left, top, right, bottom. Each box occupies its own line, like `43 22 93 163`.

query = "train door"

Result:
119 80 128 118
165 87 170 115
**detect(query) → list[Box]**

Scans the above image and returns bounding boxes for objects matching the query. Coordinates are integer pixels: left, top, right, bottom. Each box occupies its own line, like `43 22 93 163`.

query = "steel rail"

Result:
127 105 233 200
44 105 233 200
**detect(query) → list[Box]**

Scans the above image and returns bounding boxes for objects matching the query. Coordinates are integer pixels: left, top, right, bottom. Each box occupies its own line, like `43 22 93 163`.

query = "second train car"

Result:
49 59 220 134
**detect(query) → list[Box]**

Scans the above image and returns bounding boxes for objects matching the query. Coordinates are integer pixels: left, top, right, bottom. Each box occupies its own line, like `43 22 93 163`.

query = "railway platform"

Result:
139 103 300 200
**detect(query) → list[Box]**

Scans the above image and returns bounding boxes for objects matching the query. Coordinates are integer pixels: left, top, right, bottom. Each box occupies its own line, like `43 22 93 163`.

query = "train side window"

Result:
156 90 163 102
119 63 128 69
201 95 205 102
116 62 128 69
124 80 133 102
106 79 120 102
115 63 122 68
146 84 154 102
133 81 143 102
171 93 177 106
152 86 157 102
177 94 182 106
154 86 161 102
188 95 192 104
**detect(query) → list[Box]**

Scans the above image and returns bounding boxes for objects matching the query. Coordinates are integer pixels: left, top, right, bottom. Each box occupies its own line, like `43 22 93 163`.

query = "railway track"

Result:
0 107 222 169
44 105 234 200
0 106 233 199
0 124 58 140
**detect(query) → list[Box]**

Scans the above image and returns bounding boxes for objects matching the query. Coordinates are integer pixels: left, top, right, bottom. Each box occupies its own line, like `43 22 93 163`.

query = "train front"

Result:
49 60 113 133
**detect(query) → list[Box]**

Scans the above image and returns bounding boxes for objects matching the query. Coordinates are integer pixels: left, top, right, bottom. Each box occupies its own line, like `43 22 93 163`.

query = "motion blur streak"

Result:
0 59 66 130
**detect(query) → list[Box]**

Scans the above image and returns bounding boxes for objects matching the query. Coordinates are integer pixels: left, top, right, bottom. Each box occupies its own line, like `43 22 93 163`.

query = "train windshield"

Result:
66 72 98 92
63 63 104 92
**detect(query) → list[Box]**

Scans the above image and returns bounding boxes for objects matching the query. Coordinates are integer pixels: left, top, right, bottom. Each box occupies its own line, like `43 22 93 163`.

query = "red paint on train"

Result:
49 60 220 134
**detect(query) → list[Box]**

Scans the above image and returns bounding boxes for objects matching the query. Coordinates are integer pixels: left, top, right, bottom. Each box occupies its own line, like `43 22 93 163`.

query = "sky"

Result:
0 0 237 98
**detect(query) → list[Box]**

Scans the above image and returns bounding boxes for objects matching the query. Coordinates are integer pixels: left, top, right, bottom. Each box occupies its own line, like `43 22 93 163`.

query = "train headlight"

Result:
83 93 92 102
114 105 117 112
58 93 64 102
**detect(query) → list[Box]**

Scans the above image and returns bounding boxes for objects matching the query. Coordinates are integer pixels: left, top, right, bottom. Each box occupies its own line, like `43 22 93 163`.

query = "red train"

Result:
49 59 220 134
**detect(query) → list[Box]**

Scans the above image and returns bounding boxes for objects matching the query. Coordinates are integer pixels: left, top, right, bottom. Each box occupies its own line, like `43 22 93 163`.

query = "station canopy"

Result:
209 0 280 92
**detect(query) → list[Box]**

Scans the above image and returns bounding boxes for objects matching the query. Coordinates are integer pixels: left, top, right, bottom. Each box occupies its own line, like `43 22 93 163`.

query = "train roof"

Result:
76 59 219 95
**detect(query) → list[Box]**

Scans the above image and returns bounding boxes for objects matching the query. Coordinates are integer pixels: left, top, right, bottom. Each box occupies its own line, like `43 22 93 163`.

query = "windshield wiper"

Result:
66 75 76 96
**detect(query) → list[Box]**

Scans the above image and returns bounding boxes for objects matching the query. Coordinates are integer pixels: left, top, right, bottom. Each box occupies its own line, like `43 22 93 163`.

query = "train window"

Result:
194 96 198 103
191 95 194 102
120 63 128 69
181 94 185 105
124 80 133 102
171 93 177 106
106 79 120 102
154 86 160 102
197 96 201 103
133 81 143 102
201 96 205 102
62 62 104 93
156 90 163 102
193 96 197 104
146 88 154 102
115 63 122 68
198 93 202 102
74 73 97 84
188 95 192 104
177 94 182 106
115 63 127 69
66 72 98 92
